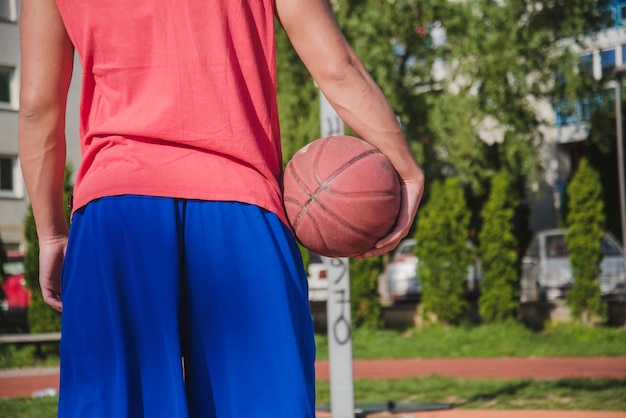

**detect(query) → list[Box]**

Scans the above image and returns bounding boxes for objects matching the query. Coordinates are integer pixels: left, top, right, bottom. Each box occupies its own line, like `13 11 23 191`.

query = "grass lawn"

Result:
1 377 625 417
316 376 626 411
4 322 626 369
315 322 626 360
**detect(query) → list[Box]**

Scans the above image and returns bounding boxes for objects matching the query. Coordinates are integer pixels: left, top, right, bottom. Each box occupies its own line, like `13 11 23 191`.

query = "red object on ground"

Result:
1 254 30 309
2 276 31 308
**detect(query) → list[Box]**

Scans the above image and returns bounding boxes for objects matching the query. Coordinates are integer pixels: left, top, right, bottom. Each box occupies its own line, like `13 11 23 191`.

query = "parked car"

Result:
1 253 30 315
381 238 483 305
385 239 422 304
307 252 328 302
520 228 625 302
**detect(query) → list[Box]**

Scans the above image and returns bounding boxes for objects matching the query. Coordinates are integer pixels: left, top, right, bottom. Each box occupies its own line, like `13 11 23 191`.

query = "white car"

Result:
381 238 483 305
385 239 422 304
307 252 328 302
520 228 625 302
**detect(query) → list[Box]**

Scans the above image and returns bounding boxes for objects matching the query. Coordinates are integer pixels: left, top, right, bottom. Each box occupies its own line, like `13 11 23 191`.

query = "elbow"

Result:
19 93 62 126
316 51 366 86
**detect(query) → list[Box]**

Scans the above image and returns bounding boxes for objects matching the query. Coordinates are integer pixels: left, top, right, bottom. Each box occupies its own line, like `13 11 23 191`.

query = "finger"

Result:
43 290 63 312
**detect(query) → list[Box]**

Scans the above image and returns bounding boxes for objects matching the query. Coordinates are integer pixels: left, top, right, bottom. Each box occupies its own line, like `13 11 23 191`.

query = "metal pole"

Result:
320 91 354 418
614 66 626 282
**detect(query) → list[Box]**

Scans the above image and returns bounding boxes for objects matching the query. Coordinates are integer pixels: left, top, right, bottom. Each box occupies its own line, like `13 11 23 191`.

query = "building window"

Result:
0 156 22 198
596 0 626 28
601 49 616 80
0 0 17 23
0 66 15 108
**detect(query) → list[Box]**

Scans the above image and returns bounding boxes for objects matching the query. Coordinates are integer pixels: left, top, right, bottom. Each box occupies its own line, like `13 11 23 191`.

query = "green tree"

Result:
565 158 606 324
350 257 383 329
415 177 471 324
478 171 519 323
24 165 74 333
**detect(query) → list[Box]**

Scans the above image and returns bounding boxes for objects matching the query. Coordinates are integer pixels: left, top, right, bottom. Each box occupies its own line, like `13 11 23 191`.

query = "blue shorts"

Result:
58 196 316 418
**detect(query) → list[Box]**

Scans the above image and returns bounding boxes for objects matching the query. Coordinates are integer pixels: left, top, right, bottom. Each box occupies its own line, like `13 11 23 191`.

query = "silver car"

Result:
520 228 625 302
381 238 483 305
385 239 422 304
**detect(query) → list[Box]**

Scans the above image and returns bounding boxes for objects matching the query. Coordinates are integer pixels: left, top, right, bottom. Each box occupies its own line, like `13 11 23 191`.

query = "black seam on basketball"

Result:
300 198 381 241
315 148 381 188
285 164 320 230
291 149 386 238
286 143 394 244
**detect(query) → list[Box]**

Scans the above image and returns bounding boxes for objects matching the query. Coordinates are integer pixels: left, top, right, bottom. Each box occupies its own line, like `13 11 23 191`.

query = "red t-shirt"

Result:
55 0 287 225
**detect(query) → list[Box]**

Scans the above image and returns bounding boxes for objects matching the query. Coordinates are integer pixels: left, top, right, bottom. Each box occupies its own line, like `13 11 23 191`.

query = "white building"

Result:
0 0 82 254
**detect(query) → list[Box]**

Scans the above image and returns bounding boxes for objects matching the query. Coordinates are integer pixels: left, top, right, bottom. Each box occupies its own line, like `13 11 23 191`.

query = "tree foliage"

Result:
415 177 471 324
565 158 606 324
350 257 383 329
24 165 74 333
478 170 519 323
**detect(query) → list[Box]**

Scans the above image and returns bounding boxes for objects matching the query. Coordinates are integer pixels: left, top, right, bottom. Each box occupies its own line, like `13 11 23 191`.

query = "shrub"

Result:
415 177 471 325
478 171 519 322
350 257 383 329
565 158 606 324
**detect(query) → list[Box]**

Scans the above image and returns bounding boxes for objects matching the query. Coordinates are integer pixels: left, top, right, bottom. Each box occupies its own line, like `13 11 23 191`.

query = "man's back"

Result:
55 0 287 224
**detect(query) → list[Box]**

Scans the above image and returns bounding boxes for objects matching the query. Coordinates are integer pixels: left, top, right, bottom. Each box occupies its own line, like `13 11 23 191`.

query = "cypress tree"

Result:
350 257 383 329
415 177 471 325
478 170 519 323
565 158 606 324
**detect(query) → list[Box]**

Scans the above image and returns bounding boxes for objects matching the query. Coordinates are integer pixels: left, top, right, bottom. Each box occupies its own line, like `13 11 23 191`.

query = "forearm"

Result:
19 0 74 241
315 57 422 183
19 108 69 240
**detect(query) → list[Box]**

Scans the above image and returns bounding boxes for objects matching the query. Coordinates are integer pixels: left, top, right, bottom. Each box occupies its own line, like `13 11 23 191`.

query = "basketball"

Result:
283 135 402 258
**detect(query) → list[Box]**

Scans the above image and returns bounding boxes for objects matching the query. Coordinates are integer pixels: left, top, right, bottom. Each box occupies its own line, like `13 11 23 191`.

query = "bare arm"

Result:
19 0 74 311
275 0 424 257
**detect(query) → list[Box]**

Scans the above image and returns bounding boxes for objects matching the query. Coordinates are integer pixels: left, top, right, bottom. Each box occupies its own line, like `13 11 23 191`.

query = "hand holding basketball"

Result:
283 135 402 258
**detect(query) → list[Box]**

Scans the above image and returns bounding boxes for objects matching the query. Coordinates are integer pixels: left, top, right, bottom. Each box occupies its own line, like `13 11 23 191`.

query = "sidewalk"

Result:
1 358 625 417
316 357 626 380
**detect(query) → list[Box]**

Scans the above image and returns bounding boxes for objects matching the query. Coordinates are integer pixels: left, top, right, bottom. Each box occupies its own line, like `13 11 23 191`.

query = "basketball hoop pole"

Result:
320 91 355 418
322 256 355 418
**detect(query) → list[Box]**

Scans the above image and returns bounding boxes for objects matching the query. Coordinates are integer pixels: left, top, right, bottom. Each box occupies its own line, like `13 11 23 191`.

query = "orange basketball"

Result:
283 135 401 257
